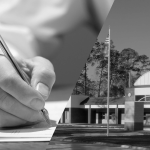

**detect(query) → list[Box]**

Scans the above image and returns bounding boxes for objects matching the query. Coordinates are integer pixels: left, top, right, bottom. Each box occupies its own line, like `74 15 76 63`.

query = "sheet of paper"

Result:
0 100 68 142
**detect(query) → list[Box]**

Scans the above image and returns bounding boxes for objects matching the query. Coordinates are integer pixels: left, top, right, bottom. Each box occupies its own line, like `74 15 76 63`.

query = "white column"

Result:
96 113 99 124
88 105 91 124
115 105 118 124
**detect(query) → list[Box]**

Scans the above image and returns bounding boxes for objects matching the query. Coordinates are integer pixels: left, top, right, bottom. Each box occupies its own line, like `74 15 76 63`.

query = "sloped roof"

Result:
134 71 150 86
80 97 90 105
80 97 125 105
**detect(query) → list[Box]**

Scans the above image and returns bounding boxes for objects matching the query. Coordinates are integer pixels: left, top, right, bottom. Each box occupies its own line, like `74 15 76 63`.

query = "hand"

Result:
0 56 55 127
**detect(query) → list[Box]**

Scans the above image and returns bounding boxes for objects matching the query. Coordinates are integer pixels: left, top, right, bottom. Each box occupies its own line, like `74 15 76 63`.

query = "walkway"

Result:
51 124 150 149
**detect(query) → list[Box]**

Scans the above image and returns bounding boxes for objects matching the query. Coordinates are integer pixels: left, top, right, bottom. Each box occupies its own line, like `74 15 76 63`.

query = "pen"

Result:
0 35 51 125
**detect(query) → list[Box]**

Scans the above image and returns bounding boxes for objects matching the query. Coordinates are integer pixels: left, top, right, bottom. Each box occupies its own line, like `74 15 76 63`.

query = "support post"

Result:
115 105 118 124
124 88 144 131
88 105 91 124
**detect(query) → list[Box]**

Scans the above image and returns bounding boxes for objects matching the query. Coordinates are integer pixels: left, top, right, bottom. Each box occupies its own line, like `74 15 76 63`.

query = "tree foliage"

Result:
72 39 150 98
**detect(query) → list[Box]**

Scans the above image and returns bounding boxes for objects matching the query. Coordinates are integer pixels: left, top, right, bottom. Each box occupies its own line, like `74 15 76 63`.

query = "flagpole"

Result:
107 27 110 136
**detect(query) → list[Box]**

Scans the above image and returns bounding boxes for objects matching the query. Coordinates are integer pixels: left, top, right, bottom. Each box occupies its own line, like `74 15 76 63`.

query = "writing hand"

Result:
0 56 55 127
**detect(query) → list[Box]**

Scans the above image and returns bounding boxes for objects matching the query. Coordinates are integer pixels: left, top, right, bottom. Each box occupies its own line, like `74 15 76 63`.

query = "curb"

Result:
58 124 124 129
62 139 150 150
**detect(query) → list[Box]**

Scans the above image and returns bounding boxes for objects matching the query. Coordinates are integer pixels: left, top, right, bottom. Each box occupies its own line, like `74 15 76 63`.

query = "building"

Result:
60 71 150 130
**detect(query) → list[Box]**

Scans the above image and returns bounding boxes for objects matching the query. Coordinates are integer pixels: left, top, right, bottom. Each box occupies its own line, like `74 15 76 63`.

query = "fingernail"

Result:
36 83 50 100
30 98 44 110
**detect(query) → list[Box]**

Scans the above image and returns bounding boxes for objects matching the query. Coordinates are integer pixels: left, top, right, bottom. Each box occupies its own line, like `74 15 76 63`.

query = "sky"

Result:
98 0 150 57
88 0 150 81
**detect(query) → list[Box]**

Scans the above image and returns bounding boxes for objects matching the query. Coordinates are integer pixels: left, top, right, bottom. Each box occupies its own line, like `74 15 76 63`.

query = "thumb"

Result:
36 82 50 100
24 57 56 100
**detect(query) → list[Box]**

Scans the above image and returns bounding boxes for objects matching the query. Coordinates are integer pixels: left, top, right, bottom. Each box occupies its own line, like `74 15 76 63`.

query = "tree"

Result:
118 48 150 88
72 68 85 95
90 40 119 97
72 40 150 98
89 40 108 97
72 63 91 96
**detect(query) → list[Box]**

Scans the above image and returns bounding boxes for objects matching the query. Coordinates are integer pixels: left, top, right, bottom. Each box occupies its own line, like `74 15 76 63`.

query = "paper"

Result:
0 100 68 142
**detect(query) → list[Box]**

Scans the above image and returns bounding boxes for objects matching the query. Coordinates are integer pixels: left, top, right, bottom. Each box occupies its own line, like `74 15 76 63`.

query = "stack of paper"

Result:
0 100 67 142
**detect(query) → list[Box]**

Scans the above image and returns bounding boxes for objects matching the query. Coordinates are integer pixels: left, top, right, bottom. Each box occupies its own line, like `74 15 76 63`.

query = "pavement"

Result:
47 142 135 150
0 124 149 150
50 124 150 150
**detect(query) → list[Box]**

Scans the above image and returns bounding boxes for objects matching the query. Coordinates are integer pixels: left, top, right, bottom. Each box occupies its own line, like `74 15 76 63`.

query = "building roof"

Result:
80 97 90 105
81 97 125 105
134 71 150 86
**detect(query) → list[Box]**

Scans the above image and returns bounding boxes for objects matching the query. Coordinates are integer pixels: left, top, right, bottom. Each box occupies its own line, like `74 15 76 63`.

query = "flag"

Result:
105 34 110 45
104 32 110 57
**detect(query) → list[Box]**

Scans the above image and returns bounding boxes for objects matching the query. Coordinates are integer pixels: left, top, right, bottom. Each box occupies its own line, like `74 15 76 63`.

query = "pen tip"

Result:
41 108 51 125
